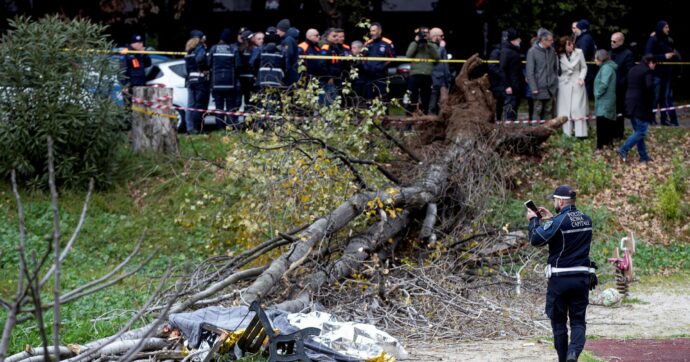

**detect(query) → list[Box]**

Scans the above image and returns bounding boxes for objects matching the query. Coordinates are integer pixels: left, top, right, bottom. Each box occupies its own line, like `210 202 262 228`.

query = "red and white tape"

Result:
131 96 281 120
498 103 690 125
132 95 689 126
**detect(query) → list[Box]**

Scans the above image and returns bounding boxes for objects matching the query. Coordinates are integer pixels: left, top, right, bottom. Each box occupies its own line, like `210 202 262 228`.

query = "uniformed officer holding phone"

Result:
526 185 598 362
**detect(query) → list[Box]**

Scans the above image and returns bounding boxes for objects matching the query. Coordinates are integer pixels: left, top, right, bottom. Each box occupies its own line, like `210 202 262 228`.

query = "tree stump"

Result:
130 87 179 154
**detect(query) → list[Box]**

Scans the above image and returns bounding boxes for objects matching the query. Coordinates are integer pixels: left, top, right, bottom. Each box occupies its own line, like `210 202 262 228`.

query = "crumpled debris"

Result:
287 311 408 361
591 288 623 306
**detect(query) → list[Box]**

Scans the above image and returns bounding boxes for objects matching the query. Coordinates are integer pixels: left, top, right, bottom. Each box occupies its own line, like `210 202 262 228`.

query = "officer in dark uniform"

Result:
362 22 395 100
237 30 260 110
184 30 209 134
258 27 286 90
318 28 344 105
120 34 151 90
527 185 597 362
208 28 240 130
119 34 151 130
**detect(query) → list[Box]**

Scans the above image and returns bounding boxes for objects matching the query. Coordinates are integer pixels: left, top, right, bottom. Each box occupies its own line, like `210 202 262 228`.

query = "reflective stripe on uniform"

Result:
561 227 592 234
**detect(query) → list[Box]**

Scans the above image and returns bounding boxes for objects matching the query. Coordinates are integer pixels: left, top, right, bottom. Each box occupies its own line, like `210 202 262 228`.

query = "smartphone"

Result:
524 199 542 218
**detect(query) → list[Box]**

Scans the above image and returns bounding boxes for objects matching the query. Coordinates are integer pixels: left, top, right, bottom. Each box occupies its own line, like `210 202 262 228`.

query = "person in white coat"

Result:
556 36 589 138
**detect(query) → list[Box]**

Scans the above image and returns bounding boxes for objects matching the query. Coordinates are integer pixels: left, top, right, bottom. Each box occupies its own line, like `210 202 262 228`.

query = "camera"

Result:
415 28 428 43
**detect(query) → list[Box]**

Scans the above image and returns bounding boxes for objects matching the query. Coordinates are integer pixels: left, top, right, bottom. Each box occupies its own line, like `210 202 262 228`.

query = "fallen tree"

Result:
4 54 564 361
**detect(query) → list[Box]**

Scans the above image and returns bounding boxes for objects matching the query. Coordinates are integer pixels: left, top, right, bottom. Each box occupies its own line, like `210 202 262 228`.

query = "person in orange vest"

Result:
318 28 344 105
362 22 395 100
119 34 151 91
298 28 322 79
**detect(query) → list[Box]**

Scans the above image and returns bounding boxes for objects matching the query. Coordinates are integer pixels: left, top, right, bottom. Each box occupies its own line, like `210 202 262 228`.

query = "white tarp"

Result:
287 311 408 360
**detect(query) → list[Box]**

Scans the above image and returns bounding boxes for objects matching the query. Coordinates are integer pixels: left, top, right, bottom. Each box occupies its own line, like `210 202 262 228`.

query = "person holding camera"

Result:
405 26 440 115
526 185 597 362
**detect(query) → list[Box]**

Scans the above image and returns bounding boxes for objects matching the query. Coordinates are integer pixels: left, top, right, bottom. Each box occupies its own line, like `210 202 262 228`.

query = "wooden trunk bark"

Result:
130 87 179 155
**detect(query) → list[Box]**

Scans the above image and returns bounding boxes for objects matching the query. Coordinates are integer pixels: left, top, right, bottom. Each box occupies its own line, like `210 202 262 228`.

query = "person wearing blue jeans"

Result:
619 118 650 162
619 54 656 163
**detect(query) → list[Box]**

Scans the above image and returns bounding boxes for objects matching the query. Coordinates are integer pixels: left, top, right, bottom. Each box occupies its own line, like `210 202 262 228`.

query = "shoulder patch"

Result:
381 37 393 44
542 221 553 230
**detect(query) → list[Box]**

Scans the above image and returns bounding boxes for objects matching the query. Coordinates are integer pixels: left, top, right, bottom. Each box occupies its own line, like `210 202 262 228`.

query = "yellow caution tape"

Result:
131 105 178 119
61 48 690 65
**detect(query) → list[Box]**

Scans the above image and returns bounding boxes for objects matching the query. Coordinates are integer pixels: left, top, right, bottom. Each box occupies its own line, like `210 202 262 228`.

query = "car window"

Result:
146 66 162 81
170 64 187 78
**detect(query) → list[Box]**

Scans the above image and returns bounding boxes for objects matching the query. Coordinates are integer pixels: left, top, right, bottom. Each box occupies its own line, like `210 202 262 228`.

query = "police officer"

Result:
184 30 210 134
258 27 286 90
362 22 395 100
527 185 597 362
237 30 260 110
208 28 240 130
276 18 299 87
120 34 151 90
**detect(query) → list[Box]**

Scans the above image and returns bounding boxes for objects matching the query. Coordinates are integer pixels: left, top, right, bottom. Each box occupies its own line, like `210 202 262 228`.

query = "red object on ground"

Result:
586 338 690 361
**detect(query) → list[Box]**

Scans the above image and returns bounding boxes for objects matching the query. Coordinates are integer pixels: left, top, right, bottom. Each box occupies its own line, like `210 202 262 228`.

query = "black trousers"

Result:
546 275 590 362
212 89 240 130
614 86 626 140
596 116 615 149
407 74 432 114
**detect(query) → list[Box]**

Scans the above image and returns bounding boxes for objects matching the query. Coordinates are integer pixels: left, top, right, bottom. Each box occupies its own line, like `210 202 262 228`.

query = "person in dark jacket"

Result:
573 19 597 99
645 20 680 126
276 18 299 87
429 27 450 115
120 34 151 89
208 29 240 130
528 185 595 362
298 28 322 79
362 22 395 100
619 54 657 163
488 37 505 122
237 30 260 109
184 30 210 134
609 32 635 139
500 28 523 122
318 28 344 105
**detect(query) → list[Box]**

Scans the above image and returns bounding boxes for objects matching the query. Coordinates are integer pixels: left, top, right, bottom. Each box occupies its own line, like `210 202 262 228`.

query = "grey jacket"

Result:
526 43 558 100
432 45 451 87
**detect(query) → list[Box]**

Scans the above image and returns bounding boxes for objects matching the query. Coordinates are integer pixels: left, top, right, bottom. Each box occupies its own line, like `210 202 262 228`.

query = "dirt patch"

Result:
403 279 690 360
587 281 690 338
586 338 690 362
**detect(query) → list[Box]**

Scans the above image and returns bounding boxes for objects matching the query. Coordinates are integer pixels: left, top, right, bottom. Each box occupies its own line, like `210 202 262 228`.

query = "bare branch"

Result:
47 135 62 358
0 170 31 360
61 234 145 301
39 178 95 288
65 264 176 362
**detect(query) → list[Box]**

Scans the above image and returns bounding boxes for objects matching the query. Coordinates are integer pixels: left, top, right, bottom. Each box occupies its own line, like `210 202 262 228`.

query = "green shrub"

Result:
656 177 684 221
0 16 125 188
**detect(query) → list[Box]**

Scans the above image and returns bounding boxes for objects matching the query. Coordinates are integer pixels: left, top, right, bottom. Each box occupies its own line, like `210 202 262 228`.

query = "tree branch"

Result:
47 135 62 357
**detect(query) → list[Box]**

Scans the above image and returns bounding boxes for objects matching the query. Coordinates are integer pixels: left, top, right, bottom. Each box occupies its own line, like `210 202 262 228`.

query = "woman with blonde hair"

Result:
183 30 209 134
556 36 589 138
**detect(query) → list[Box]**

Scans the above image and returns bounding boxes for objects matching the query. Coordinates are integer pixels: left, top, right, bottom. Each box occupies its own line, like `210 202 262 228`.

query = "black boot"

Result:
566 351 578 362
